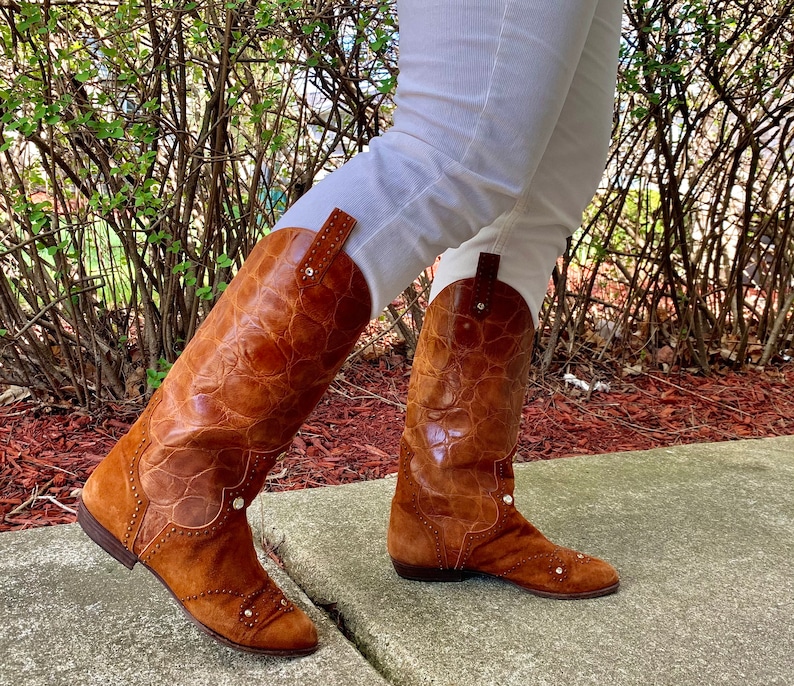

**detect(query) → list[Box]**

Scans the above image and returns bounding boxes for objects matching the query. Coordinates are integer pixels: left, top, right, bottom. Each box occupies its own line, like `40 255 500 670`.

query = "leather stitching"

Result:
297 208 357 287
127 391 160 553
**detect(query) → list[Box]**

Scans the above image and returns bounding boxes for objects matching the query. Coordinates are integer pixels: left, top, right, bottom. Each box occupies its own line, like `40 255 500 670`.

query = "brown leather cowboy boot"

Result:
79 209 371 655
387 253 619 599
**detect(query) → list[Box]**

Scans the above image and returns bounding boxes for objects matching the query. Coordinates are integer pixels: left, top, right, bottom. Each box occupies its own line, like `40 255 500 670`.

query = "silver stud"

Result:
555 567 564 575
577 553 584 559
476 302 486 311
502 494 513 505
244 609 253 618
280 599 288 606
304 267 314 277
232 497 245 510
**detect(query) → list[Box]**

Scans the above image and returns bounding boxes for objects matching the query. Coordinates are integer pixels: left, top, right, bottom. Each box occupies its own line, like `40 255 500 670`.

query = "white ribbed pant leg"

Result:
429 0 623 324
274 0 613 318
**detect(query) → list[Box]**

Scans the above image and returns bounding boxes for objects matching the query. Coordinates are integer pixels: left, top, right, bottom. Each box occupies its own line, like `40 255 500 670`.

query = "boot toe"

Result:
498 545 619 599
553 548 620 599
177 584 319 656
249 605 319 655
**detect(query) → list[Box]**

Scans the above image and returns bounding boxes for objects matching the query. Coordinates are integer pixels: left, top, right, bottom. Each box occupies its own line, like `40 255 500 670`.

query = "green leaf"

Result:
146 358 173 389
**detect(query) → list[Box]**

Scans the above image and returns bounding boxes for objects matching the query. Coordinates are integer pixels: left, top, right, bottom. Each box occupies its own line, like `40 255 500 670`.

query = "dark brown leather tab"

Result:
297 209 357 287
471 252 500 318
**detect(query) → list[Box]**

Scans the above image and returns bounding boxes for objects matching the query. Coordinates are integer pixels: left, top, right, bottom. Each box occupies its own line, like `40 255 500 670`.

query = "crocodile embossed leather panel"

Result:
402 274 534 563
388 269 619 597
138 226 370 532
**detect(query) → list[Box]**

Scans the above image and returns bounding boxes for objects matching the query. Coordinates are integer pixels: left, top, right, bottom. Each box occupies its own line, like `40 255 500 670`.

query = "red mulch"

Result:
3 355 794 532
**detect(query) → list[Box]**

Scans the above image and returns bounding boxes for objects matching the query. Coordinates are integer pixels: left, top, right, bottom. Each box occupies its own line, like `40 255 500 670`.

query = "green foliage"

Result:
0 0 792 402
0 0 398 404
146 358 173 389
543 0 794 372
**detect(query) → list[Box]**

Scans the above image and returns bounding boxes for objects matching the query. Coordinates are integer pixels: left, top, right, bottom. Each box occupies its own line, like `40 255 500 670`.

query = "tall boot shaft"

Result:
399 254 534 562
136 217 370 539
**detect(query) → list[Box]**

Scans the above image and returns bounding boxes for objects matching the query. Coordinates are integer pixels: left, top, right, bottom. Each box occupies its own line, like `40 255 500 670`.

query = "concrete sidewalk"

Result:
0 528 388 685
254 436 794 686
1 437 793 685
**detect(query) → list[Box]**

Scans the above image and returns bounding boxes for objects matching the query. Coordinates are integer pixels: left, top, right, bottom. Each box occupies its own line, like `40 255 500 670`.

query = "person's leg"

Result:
387 0 623 596
388 255 620 597
430 0 623 321
276 0 607 318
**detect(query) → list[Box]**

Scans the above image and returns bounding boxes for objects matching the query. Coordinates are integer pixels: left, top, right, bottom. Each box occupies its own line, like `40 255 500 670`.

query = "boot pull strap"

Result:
471 252 500 318
298 209 357 287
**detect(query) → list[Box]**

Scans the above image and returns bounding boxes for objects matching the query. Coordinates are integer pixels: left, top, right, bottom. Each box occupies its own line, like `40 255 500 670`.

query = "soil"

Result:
3 354 794 532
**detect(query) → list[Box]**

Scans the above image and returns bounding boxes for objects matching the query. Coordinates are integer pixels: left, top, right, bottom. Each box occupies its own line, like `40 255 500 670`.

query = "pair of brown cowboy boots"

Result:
79 211 618 656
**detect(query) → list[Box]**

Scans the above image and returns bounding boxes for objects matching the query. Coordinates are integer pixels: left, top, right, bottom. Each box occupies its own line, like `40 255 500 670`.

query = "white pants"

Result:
275 0 623 323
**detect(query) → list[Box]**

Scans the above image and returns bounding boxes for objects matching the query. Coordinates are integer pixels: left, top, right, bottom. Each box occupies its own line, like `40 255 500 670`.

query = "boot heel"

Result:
77 498 138 570
391 559 465 582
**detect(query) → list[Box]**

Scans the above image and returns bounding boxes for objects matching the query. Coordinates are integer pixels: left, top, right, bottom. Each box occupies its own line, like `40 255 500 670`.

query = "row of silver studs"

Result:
401 443 446 570
181 588 245 603
498 552 555 578
143 503 236 563
239 585 294 629
178 584 293 629
123 397 160 551
497 550 572 583
142 453 276 563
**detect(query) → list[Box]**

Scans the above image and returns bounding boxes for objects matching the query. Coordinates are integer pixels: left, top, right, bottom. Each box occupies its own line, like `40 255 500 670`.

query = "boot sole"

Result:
77 498 318 657
77 498 138 569
391 558 620 600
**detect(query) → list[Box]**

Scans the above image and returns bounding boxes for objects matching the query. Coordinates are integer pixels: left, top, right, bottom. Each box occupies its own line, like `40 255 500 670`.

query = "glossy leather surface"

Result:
82 213 371 652
388 274 619 598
